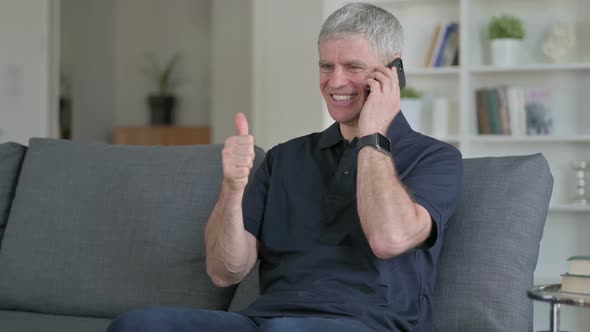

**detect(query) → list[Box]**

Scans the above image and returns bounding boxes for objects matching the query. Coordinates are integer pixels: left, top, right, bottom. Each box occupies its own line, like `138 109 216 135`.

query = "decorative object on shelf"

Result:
431 96 449 137
542 22 577 64
143 53 181 125
488 14 526 66
572 161 588 205
400 86 423 132
525 88 553 135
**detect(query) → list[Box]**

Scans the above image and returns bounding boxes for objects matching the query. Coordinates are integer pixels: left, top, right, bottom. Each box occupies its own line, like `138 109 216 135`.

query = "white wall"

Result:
211 0 326 149
61 0 116 143
61 0 324 147
211 0 253 144
251 0 325 150
0 0 58 144
114 0 211 127
61 0 211 143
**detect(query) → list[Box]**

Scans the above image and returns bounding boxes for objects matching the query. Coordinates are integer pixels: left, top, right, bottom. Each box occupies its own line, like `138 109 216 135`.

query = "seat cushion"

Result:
0 310 111 332
434 154 553 331
228 262 259 312
0 142 26 241
0 138 264 318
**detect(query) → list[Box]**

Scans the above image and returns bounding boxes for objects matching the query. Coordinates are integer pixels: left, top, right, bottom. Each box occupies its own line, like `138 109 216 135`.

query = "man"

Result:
108 3 462 332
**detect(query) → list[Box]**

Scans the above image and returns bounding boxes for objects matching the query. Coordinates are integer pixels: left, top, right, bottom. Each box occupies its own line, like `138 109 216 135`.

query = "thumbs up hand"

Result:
222 112 255 191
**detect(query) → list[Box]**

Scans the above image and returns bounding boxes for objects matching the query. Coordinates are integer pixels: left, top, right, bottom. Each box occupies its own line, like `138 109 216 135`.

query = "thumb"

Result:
235 112 249 136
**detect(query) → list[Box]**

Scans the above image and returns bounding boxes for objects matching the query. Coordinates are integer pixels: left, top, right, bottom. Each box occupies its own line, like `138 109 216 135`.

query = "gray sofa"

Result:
0 138 553 332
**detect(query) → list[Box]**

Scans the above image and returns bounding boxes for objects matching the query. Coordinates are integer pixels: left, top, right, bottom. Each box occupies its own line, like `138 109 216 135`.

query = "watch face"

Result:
377 133 391 153
357 133 391 155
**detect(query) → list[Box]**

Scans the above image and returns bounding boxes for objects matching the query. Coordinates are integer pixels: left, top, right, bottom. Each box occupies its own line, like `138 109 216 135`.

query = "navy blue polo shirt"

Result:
241 112 463 332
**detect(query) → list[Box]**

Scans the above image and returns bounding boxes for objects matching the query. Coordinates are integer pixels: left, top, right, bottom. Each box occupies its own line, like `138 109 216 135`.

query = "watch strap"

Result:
356 133 391 155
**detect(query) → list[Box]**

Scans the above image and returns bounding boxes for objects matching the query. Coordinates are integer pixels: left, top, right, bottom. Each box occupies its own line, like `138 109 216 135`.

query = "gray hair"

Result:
318 2 404 63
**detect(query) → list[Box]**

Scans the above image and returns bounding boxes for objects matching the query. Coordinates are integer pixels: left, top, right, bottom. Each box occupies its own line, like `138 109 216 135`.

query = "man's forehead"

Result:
319 58 367 66
319 37 378 59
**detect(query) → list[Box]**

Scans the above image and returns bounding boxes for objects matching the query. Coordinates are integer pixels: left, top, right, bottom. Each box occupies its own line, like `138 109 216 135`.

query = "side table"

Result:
527 284 590 332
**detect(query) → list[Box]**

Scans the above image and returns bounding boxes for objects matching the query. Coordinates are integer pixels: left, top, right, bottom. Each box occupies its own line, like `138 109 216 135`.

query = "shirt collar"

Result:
318 111 413 150
318 122 344 150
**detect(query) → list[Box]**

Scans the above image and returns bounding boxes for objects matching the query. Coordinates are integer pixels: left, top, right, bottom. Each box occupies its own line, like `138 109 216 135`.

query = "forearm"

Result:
205 181 256 286
357 148 431 258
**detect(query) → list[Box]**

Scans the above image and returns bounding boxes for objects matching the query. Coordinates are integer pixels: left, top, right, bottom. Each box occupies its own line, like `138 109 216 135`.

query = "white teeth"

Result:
332 94 356 101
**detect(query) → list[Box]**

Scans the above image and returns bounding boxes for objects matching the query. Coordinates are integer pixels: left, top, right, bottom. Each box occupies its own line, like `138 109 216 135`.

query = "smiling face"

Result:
319 36 383 130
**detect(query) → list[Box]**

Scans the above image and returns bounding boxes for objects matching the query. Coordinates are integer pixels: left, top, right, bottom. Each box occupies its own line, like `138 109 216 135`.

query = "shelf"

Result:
549 204 590 213
470 135 590 143
470 63 590 74
406 67 460 76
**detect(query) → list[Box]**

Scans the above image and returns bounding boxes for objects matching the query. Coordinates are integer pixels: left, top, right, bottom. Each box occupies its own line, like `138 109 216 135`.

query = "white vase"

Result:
431 97 449 137
490 39 522 66
401 99 422 132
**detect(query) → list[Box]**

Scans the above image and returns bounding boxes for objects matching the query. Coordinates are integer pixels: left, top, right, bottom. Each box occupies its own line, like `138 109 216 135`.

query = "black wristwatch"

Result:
356 133 391 156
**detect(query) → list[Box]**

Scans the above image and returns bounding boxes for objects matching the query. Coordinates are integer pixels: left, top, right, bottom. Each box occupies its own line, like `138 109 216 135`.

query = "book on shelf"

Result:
424 24 442 67
561 256 590 295
424 22 459 67
568 256 590 275
474 86 553 136
475 87 511 135
475 90 491 134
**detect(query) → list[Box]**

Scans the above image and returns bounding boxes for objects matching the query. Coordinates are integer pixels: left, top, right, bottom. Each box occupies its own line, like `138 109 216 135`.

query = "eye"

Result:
347 64 364 71
320 64 334 72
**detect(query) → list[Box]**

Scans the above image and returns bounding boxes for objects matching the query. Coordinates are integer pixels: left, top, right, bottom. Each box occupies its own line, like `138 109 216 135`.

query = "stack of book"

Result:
475 86 553 136
424 22 459 67
561 256 590 295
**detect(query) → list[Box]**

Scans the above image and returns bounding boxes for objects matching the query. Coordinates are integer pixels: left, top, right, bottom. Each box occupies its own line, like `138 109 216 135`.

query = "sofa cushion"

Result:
0 310 111 332
434 154 553 332
228 262 259 312
0 138 265 318
0 142 26 241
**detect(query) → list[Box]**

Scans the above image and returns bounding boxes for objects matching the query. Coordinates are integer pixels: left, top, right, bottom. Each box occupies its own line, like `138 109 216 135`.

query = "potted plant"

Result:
144 53 181 125
400 86 424 132
488 14 526 66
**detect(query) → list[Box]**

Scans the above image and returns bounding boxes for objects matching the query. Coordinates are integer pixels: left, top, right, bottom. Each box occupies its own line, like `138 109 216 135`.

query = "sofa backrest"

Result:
433 153 552 331
0 138 265 318
0 142 27 241
228 154 554 332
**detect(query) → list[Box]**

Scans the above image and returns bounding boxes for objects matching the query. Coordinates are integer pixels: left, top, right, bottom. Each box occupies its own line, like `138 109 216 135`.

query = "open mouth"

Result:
331 94 358 101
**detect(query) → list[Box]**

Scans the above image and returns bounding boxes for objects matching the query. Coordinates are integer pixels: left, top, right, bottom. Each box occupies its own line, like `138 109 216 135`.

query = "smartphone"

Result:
386 58 406 90
367 58 406 93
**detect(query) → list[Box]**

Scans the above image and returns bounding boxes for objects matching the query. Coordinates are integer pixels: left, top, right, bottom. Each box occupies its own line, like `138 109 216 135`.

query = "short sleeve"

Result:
242 147 275 238
403 145 463 249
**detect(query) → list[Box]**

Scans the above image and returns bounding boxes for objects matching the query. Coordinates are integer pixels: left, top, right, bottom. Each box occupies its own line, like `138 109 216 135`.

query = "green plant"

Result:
400 86 423 99
488 15 525 40
143 53 181 95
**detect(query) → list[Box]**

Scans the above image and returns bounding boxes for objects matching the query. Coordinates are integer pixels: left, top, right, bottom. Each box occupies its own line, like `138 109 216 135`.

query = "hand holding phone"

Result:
359 58 405 136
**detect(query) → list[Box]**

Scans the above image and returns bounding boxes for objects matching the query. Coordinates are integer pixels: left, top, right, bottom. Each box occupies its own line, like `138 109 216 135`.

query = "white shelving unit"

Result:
321 0 590 330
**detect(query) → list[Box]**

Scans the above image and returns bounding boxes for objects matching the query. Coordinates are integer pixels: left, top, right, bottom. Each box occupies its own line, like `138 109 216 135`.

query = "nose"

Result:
327 67 349 89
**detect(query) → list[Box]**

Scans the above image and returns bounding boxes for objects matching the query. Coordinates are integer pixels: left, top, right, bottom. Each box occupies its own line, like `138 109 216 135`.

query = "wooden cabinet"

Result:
113 126 211 146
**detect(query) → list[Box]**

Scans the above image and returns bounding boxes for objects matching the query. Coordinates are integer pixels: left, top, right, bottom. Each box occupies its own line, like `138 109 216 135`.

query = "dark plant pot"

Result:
148 94 176 125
